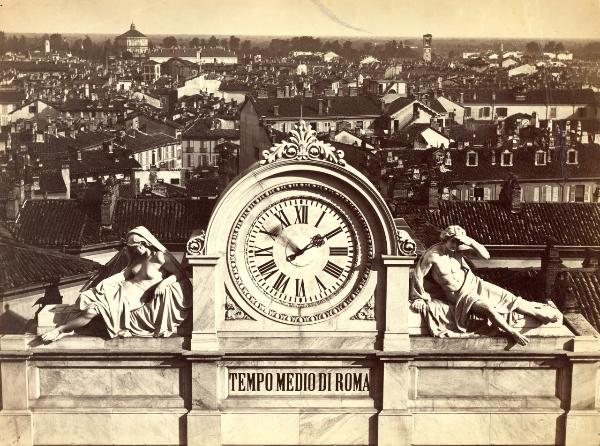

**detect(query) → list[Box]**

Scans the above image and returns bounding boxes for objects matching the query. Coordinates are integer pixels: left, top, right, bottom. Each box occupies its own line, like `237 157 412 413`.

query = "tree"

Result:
219 38 228 49
229 35 240 52
240 39 251 54
544 41 556 53
525 41 540 55
82 35 93 57
18 35 26 52
555 42 565 52
162 36 177 48
189 37 200 48
207 35 218 48
49 33 64 51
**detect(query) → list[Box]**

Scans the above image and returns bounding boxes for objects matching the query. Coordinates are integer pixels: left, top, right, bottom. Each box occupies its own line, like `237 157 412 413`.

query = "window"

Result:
466 151 478 166
496 107 507 118
474 187 484 201
309 122 317 131
281 123 287 133
464 107 471 118
575 185 585 202
550 107 557 118
533 187 540 202
356 121 364 129
552 186 560 202
483 187 491 201
501 150 513 166
535 150 547 166
478 107 491 118
567 149 578 164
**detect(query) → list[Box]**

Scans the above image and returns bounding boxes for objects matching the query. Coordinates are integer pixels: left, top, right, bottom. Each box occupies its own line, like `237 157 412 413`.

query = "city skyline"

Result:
1 0 599 39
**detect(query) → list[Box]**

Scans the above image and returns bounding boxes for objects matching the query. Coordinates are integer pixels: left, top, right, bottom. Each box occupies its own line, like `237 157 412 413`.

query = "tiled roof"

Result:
119 130 178 154
559 269 600 332
0 238 100 293
462 89 596 105
149 48 197 58
38 170 66 195
411 201 600 246
183 118 240 140
13 199 105 248
201 48 237 58
477 267 600 332
442 144 600 182
116 28 147 39
251 96 382 119
0 90 25 104
111 198 215 244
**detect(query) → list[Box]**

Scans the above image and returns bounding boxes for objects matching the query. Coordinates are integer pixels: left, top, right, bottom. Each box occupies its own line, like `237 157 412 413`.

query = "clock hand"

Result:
286 235 325 261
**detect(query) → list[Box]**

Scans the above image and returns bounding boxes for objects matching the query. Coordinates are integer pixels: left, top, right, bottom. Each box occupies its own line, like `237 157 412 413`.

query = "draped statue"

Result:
41 226 192 342
410 225 560 345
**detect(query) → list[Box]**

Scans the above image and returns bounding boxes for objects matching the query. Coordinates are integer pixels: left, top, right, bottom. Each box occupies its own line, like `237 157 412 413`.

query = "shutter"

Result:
544 185 552 202
552 186 560 202
533 187 540 202
484 187 491 200
568 186 575 202
585 185 591 202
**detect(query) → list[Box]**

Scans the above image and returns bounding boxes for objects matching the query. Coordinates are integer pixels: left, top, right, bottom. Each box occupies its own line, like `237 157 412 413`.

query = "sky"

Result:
0 0 599 39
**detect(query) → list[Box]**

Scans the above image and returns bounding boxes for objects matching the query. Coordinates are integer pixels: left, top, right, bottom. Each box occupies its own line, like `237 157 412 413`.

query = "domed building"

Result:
115 22 148 57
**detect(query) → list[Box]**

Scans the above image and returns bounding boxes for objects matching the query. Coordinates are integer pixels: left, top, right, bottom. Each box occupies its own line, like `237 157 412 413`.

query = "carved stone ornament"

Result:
260 120 346 167
350 295 375 320
397 229 417 256
225 289 254 321
186 230 206 255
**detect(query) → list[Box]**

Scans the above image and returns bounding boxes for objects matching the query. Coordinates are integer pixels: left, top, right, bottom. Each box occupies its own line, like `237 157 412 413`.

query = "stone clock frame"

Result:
187 122 415 352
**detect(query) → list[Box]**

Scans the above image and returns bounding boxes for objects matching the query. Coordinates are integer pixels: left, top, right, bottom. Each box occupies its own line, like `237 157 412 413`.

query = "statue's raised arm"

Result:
410 225 560 345
41 226 192 342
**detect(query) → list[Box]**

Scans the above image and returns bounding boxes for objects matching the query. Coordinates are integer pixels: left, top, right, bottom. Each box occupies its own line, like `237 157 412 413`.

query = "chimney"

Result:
326 98 332 114
318 98 324 116
100 180 119 227
541 238 562 302
284 85 290 97
276 87 284 98
61 163 70 199
380 98 386 114
428 181 439 209
77 149 82 161
5 189 19 221
412 102 419 120
273 105 279 117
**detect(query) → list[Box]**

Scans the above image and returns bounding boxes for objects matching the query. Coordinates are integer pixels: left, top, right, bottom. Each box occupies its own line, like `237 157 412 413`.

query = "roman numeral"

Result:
324 227 342 240
315 275 327 293
295 278 306 297
259 227 276 240
273 273 290 292
315 210 326 228
294 205 308 224
258 259 278 279
323 261 343 279
329 247 348 256
253 246 273 256
274 210 291 228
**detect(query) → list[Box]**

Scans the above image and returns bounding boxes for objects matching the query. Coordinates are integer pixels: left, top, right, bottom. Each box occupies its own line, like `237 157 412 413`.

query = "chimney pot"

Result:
318 98 324 116
541 238 562 302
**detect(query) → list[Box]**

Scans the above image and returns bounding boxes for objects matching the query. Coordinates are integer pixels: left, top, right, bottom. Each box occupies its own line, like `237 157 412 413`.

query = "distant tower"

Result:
423 34 432 63
44 39 50 54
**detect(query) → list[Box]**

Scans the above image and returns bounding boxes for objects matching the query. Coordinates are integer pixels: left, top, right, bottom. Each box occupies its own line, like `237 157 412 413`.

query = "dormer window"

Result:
535 150 547 166
567 148 578 164
501 150 513 166
466 151 478 166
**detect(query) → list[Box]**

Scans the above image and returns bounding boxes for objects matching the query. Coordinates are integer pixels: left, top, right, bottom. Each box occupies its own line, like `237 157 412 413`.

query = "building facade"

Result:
115 23 149 57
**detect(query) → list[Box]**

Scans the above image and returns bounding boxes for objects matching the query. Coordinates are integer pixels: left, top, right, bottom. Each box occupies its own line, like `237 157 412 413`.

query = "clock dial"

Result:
228 183 373 325
246 197 356 307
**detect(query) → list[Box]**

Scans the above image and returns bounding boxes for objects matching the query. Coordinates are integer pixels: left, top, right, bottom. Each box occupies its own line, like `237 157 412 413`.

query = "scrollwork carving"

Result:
261 120 346 167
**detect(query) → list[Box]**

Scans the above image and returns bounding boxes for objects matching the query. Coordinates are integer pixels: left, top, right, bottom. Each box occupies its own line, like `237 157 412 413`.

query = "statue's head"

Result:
125 226 166 258
440 225 466 252
126 233 154 257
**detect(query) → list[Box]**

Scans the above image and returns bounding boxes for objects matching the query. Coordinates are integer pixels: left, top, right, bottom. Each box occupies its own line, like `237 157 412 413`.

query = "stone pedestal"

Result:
188 256 220 351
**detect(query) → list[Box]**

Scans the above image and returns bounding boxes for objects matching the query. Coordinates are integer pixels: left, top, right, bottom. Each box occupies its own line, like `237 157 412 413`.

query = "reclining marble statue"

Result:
410 225 560 345
41 226 192 342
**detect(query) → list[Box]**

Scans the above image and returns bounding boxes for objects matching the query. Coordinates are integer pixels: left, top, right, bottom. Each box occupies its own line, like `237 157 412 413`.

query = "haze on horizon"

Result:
0 0 599 40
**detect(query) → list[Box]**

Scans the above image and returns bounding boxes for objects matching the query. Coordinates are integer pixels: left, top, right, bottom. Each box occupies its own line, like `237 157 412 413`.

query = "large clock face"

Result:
228 183 373 325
